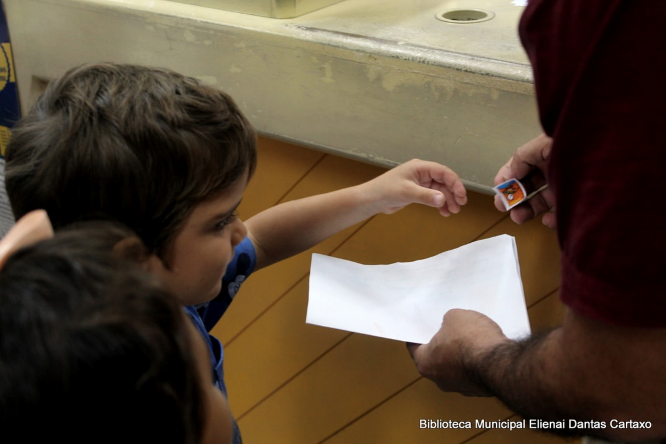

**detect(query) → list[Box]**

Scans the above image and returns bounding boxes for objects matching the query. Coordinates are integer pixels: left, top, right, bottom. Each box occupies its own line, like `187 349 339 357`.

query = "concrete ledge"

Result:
4 0 540 193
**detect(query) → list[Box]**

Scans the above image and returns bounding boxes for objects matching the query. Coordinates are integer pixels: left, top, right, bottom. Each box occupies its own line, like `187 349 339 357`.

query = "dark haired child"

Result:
0 212 233 444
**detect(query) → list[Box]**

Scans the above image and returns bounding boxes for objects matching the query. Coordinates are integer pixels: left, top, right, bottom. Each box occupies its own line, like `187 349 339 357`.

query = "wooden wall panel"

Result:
239 136 325 219
237 334 421 443
332 191 504 265
528 291 565 333
466 417 579 444
322 380 512 444
224 278 349 416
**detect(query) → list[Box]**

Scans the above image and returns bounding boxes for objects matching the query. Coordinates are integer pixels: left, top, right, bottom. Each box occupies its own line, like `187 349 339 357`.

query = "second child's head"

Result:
0 222 233 444
5 63 257 305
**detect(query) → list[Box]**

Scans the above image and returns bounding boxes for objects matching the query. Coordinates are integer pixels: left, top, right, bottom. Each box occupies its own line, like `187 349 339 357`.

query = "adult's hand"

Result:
494 134 556 229
407 309 510 396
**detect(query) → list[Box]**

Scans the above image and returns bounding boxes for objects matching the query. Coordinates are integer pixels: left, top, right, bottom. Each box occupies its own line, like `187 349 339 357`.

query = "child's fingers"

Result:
0 210 54 269
430 180 466 216
411 185 445 209
390 160 467 216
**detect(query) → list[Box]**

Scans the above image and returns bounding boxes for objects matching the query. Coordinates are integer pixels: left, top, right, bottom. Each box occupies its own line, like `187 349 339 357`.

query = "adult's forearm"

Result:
470 330 581 433
467 311 666 441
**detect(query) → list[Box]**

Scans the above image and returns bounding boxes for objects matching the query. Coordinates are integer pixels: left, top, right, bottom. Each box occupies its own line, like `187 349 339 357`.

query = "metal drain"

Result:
435 9 495 24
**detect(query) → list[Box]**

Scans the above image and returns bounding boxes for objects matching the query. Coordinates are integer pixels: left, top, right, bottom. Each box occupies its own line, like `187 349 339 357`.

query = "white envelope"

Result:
307 235 531 344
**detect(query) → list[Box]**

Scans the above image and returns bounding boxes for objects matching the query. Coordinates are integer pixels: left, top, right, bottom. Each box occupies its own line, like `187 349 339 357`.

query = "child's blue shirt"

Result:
184 236 256 444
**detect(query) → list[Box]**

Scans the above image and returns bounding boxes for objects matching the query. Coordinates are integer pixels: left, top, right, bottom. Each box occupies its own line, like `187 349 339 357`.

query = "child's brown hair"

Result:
5 63 257 259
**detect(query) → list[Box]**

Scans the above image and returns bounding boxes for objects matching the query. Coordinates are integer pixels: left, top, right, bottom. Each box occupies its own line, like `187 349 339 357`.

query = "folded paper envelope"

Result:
307 235 531 344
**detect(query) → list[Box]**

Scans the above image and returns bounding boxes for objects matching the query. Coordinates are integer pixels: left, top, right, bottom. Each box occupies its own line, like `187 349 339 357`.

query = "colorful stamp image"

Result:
493 178 527 210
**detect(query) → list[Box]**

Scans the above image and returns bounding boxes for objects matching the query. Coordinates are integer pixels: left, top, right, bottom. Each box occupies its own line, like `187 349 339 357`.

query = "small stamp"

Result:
493 178 527 210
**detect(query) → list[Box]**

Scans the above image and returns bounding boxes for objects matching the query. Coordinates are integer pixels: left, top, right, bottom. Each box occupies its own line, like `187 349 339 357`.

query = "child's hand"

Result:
0 210 54 269
247 159 466 270
364 159 467 217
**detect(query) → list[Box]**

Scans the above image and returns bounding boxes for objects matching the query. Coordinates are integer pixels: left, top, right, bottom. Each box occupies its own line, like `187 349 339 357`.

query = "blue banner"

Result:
0 1 21 158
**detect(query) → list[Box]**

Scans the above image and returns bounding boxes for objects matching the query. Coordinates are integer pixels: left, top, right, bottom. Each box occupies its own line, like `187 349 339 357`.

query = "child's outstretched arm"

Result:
245 159 467 270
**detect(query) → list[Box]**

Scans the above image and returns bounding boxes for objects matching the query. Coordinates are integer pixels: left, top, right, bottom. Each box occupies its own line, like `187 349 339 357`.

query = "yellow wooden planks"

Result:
237 334 421 443
322 379 512 444
332 190 505 265
224 278 350 416
238 136 325 219
464 416 580 444
528 291 566 333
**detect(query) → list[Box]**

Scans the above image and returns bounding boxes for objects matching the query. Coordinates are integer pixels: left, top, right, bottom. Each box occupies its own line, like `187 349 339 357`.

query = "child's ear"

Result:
0 210 54 269
142 253 168 275
112 236 170 278
112 236 161 270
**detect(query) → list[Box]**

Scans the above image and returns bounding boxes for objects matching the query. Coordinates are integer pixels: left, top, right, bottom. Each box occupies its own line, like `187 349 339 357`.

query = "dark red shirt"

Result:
520 0 666 326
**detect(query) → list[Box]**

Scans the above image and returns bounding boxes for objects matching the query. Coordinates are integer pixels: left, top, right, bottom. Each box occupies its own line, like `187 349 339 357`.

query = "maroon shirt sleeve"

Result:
519 0 666 326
